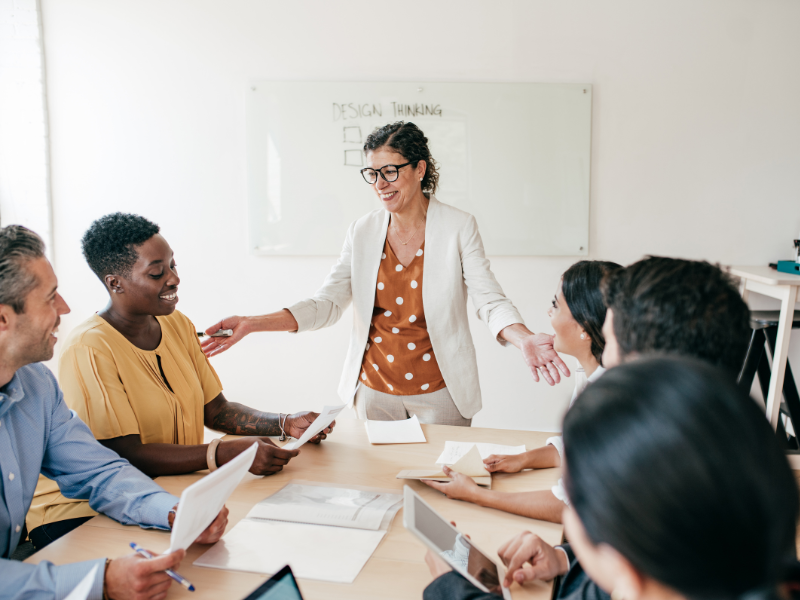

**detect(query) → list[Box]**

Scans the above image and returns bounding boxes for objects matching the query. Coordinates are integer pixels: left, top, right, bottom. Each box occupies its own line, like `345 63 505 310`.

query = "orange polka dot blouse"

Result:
359 240 446 395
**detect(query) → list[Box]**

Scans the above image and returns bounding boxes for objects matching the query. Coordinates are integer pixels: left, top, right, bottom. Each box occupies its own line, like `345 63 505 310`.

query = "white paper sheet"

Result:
365 415 427 444
246 483 402 531
434 442 527 465
64 565 98 600
194 519 386 583
283 404 345 450
168 442 257 552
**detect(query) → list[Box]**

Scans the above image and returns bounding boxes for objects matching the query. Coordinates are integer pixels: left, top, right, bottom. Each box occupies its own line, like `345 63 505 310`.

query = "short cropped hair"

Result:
82 213 160 281
0 225 46 314
602 256 750 375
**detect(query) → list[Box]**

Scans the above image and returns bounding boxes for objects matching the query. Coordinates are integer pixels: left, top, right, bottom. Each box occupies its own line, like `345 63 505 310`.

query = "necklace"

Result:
394 224 419 245
392 218 425 245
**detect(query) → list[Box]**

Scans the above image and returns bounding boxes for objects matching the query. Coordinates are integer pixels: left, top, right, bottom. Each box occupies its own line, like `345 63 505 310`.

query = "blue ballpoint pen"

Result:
129 542 195 592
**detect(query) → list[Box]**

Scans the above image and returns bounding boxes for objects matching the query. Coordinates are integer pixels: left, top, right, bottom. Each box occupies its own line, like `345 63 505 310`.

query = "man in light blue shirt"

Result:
0 225 227 600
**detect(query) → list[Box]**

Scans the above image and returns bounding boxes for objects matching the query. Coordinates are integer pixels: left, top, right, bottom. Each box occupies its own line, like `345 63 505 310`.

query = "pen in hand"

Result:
129 542 195 592
196 329 233 338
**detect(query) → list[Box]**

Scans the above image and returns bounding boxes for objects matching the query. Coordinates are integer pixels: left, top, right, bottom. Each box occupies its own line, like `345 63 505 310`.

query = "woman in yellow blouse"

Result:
27 213 332 549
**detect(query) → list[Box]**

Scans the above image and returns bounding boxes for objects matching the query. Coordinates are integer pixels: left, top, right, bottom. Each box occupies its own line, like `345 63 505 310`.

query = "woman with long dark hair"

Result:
201 122 570 425
423 356 800 600
423 260 620 523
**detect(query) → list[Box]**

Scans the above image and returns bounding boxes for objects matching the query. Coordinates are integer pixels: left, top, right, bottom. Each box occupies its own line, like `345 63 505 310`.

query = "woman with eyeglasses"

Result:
201 122 569 426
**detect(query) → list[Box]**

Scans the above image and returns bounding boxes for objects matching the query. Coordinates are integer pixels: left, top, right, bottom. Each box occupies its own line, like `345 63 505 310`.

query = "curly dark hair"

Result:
82 213 160 281
363 122 440 195
561 260 622 365
601 256 750 376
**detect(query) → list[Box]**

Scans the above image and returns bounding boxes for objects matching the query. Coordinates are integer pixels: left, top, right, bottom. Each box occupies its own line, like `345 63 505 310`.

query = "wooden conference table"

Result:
27 419 563 600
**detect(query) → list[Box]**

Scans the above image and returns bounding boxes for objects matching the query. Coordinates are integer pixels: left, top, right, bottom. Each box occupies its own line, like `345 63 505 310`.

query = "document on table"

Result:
246 483 402 530
283 404 345 450
434 441 526 465
64 565 98 600
194 482 402 583
194 520 386 584
397 445 492 487
168 442 257 552
365 414 427 444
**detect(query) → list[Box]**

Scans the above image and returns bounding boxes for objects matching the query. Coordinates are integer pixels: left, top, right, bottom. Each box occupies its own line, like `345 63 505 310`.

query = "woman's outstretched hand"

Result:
501 324 570 385
201 316 249 358
518 332 570 385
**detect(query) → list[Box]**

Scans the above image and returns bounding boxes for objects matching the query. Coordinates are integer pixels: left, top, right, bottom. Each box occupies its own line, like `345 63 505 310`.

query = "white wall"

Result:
40 0 800 433
0 0 53 251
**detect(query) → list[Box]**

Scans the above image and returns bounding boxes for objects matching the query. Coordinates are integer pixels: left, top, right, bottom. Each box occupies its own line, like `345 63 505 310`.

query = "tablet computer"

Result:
241 565 304 600
403 486 512 599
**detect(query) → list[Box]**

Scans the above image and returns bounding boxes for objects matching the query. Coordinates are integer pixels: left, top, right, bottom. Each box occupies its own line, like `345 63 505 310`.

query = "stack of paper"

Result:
397 445 492 487
365 415 427 444
194 483 402 584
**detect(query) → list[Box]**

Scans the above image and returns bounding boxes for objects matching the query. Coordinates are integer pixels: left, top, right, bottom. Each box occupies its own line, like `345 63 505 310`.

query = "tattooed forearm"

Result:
209 401 282 436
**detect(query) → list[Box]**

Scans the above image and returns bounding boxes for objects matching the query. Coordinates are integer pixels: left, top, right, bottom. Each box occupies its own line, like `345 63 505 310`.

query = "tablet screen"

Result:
413 495 502 593
244 567 303 600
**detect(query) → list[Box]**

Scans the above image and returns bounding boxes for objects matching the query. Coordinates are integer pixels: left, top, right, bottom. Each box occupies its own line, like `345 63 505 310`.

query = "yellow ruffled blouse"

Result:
26 311 222 531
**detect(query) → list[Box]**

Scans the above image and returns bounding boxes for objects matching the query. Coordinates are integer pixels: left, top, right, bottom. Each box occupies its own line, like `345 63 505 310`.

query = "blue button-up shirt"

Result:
0 363 179 600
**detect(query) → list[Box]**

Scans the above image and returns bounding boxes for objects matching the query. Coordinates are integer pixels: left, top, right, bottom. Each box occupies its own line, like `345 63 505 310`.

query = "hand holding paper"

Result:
286 410 336 443
169 442 257 552
435 442 526 465
397 445 492 487
283 404 345 450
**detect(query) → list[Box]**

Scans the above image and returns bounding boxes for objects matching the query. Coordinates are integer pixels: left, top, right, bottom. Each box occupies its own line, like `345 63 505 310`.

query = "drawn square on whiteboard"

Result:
343 126 362 143
344 149 363 167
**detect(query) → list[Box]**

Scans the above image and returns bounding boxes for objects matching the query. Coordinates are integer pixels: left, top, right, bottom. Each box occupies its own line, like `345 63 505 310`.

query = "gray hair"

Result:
0 225 46 314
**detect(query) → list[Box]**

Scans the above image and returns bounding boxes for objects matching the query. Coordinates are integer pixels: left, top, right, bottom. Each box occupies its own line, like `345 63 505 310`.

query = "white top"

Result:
287 196 524 419
547 364 605 505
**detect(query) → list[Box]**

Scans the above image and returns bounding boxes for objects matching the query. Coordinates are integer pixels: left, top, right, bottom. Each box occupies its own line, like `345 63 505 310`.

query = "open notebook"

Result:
397 445 492 487
194 482 402 583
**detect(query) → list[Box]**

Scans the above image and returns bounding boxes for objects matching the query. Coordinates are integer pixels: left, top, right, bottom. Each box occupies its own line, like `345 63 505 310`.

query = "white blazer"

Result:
287 196 524 419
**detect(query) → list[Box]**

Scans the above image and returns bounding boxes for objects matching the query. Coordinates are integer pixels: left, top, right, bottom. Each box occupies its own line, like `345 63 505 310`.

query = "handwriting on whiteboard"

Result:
332 102 442 121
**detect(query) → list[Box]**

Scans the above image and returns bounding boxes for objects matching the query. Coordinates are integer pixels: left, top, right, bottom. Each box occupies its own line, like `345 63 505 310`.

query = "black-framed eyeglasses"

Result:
360 162 414 184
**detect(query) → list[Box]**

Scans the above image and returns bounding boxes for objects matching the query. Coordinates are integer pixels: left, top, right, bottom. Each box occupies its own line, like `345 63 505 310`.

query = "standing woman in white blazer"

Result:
202 122 569 426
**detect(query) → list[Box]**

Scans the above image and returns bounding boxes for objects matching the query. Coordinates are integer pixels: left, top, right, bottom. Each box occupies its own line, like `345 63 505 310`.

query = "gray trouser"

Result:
355 384 471 427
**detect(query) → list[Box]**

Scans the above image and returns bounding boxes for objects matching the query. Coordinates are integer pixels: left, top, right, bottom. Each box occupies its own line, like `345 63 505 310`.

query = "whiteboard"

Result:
246 82 592 256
